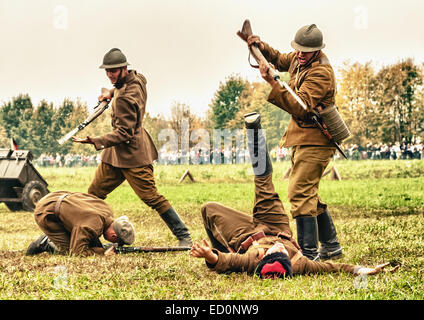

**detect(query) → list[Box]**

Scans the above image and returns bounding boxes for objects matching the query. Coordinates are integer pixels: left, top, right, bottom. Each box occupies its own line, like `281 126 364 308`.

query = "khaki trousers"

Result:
201 174 291 252
288 146 335 218
88 162 171 215
35 212 71 254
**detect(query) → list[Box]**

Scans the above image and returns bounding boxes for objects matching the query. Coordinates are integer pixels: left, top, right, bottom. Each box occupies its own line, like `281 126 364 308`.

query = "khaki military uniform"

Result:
202 175 358 276
261 44 337 217
34 191 115 256
89 70 171 214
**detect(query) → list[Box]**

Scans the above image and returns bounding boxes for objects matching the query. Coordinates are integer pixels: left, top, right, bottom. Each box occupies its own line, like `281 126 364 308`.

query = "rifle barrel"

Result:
116 246 191 253
58 127 79 145
57 100 110 145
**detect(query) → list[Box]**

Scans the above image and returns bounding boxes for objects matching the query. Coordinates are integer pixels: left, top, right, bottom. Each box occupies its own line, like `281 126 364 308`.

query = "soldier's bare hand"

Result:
247 35 264 50
356 262 400 276
71 136 94 145
190 239 218 265
104 245 116 256
259 61 278 86
98 91 112 102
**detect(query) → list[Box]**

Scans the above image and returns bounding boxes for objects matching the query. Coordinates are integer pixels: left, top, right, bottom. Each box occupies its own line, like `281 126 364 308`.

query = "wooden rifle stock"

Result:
237 20 348 159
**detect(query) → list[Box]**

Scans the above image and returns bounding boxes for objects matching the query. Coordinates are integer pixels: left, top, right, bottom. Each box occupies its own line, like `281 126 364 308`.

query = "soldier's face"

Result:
104 224 118 243
265 242 289 257
105 68 121 84
296 50 316 66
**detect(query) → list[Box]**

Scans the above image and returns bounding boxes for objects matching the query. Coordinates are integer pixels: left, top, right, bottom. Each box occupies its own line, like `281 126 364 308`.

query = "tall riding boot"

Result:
317 209 343 260
205 229 230 253
160 207 193 247
26 234 58 256
244 112 272 176
296 216 320 261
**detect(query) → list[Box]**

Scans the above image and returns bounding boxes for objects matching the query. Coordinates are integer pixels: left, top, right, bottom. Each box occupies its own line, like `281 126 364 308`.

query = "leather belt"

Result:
238 230 303 259
238 231 266 253
277 231 302 251
54 193 69 218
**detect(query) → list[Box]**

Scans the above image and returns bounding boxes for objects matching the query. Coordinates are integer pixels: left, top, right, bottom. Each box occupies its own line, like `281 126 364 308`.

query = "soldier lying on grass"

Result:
26 191 135 257
190 112 399 279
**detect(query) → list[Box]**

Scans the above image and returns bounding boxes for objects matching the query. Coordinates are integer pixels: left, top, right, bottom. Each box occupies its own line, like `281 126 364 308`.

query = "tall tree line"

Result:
1 58 423 159
336 59 423 145
0 95 90 157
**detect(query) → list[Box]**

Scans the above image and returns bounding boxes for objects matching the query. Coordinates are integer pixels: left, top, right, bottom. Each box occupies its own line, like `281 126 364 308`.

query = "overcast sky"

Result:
1 0 423 118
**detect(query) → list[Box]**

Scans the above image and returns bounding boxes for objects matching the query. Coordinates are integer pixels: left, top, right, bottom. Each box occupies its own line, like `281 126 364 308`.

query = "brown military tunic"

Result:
259 44 337 218
88 70 171 214
260 44 336 148
207 236 358 276
91 70 158 168
34 191 115 256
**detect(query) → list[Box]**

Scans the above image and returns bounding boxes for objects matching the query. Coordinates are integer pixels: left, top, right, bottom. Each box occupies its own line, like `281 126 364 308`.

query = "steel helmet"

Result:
99 48 130 69
291 24 325 52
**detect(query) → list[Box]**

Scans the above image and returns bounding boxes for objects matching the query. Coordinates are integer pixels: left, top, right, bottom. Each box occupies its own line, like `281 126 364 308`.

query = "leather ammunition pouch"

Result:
238 231 266 253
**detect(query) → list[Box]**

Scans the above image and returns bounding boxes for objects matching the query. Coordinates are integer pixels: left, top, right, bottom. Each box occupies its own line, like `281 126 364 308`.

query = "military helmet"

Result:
291 24 325 52
99 48 130 69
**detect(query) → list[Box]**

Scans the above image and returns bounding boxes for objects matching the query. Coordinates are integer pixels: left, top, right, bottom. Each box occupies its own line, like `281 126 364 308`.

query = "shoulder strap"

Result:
54 193 69 218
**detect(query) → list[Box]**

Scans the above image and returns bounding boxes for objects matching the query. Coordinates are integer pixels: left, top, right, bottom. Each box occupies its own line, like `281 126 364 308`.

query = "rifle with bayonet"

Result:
237 19 349 159
112 244 191 254
57 88 111 145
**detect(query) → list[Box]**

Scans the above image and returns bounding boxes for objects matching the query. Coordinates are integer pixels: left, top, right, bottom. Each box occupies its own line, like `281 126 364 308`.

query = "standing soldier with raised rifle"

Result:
244 24 347 261
72 48 192 247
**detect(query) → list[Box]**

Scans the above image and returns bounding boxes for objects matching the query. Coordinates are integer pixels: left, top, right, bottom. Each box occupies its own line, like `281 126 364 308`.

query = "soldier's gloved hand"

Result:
247 35 264 51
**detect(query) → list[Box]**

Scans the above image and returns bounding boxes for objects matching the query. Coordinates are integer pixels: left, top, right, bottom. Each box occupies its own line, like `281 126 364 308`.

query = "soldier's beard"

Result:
114 68 125 88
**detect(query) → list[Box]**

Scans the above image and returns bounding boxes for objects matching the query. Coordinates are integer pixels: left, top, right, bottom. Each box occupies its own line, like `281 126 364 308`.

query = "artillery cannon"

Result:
0 149 49 211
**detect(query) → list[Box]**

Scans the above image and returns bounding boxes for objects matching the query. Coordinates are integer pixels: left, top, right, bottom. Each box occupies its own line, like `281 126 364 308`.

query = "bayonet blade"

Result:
58 127 79 145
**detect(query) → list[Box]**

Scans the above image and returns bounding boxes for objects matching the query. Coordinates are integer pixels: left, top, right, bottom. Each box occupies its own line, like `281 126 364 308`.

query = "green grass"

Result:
0 160 423 300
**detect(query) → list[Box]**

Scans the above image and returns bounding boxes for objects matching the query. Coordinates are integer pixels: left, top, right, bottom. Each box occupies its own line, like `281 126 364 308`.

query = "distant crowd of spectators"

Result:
36 153 101 167
342 141 423 160
35 141 423 167
158 141 424 164
158 147 249 165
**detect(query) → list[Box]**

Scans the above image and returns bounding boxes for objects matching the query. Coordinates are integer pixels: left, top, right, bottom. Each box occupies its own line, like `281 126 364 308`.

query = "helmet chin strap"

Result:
114 67 125 88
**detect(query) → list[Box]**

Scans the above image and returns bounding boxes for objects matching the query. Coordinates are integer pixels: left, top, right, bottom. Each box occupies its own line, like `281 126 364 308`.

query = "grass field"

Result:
0 160 423 300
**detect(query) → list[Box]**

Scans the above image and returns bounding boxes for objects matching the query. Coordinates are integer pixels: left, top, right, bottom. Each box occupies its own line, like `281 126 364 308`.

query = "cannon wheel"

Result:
22 181 49 212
